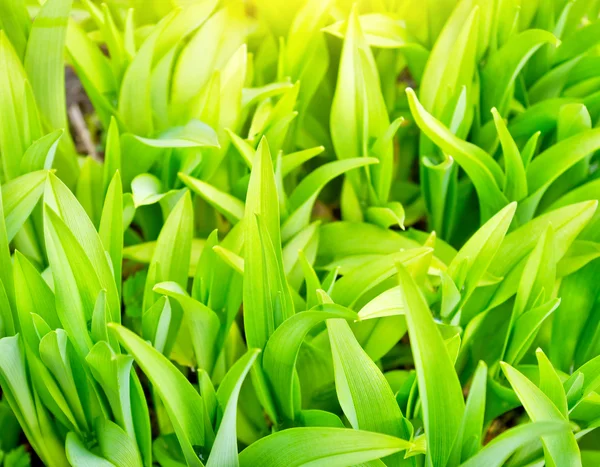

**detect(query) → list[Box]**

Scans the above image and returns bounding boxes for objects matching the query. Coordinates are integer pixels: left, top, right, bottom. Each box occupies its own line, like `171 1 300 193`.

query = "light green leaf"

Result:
103 118 122 195
86 340 139 447
153 281 220 373
0 0 30 59
536 348 568 418
331 247 432 308
481 29 558 117
406 88 507 221
44 172 120 321
460 422 568 467
96 418 143 467
2 170 47 242
180 173 245 224
134 120 219 149
238 428 412 467
281 147 324 177
450 202 516 308
13 251 60 353
118 17 168 136
358 286 403 320
397 264 464 467
327 317 411 465
43 207 96 355
66 433 115 467
462 200 597 321
282 157 379 241
526 128 600 196
109 324 204 467
505 298 560 366
99 171 123 296
143 192 193 311
24 0 70 131
207 349 260 467
20 130 63 174
501 362 581 467
264 305 357 421
491 109 527 202
330 8 392 204
243 138 294 350
456 361 487 462
324 13 418 49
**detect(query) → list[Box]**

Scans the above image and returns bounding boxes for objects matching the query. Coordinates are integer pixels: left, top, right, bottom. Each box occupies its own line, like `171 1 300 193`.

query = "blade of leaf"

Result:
109 324 205 467
238 427 412 467
396 264 465 467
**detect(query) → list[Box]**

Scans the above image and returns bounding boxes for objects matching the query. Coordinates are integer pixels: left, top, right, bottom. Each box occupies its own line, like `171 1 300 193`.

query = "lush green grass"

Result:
1 0 600 466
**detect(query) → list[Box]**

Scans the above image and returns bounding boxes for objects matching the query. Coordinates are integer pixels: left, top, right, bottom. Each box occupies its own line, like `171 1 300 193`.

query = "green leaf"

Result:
13 250 60 353
448 202 516 312
481 29 558 118
65 20 117 129
24 0 78 185
318 222 420 259
99 171 123 296
505 298 560 366
141 296 172 354
281 146 324 177
2 170 47 242
238 427 412 467
513 224 556 319
44 172 120 321
396 264 464 467
282 157 379 241
66 432 115 467
20 130 63 174
39 330 89 432
365 202 406 230
134 120 219 149
282 221 320 290
327 317 411 465
109 324 205 467
460 422 568 467
420 2 479 117
406 88 507 221
179 173 245 224
324 13 418 49
243 138 294 350
103 117 122 195
118 17 167 136
171 4 248 122
554 20 600 64
536 348 568 418
153 282 220 374
43 207 97 355
86 340 139 449
0 0 30 60
501 362 582 467
526 128 600 196
330 247 432 308
0 335 68 466
207 349 260 467
23 0 70 131
491 109 527 202
143 192 193 311
96 418 143 467
264 305 357 421
462 200 597 321
358 286 403 320
456 361 487 462
330 8 393 204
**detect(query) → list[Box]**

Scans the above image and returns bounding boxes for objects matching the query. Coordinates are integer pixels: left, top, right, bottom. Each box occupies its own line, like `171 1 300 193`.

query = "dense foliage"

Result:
1 0 600 465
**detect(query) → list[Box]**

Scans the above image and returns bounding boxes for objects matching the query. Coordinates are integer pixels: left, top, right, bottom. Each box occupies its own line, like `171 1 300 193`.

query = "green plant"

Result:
1 0 600 466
